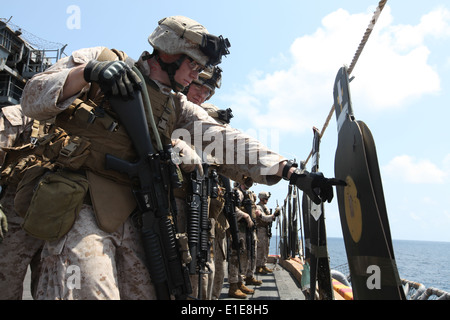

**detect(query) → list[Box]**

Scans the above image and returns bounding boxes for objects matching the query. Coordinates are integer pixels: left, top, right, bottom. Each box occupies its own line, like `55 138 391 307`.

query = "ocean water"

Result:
269 236 450 293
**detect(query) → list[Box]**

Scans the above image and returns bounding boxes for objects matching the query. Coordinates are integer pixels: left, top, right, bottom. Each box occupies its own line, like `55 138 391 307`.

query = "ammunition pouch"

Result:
87 171 136 233
21 169 89 241
14 162 53 218
1 148 47 189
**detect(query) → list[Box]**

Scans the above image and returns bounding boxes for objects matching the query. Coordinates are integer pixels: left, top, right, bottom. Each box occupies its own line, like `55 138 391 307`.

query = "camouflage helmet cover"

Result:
149 16 230 67
149 16 209 66
193 66 222 99
258 191 271 200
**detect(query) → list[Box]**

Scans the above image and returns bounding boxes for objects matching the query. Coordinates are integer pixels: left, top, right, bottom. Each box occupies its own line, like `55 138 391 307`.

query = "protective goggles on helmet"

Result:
200 34 230 66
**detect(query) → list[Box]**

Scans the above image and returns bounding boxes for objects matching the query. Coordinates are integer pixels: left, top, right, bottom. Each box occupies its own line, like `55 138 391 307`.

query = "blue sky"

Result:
3 1 450 242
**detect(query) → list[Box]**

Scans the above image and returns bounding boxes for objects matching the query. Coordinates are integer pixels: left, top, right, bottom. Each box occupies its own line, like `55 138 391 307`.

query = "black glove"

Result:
273 206 281 217
290 169 346 205
84 60 142 99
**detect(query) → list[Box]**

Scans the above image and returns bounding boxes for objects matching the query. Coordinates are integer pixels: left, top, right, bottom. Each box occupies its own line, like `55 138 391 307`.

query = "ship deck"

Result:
22 256 311 300
218 258 305 300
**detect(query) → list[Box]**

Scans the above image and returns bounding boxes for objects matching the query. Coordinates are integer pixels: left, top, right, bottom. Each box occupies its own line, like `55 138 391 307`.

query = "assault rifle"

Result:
268 208 273 238
221 175 241 273
187 163 217 299
105 90 191 300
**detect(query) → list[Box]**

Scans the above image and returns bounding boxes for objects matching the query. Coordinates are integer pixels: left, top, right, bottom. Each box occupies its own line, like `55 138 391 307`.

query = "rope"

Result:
304 106 335 165
401 279 450 300
347 0 388 75
303 0 388 167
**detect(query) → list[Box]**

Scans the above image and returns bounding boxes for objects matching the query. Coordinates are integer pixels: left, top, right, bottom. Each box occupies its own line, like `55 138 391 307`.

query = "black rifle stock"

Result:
105 92 191 300
187 163 213 299
221 175 241 273
242 193 256 266
268 208 273 238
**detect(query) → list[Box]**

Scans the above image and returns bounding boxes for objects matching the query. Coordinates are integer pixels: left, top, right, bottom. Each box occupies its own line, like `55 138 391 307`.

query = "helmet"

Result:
242 176 254 189
193 66 222 100
244 176 253 189
148 16 230 67
201 103 233 125
258 192 271 200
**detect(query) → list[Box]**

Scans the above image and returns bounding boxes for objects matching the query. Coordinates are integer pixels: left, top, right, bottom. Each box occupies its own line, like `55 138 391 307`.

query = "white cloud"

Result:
389 7 450 51
382 155 447 184
351 7 450 109
225 5 450 134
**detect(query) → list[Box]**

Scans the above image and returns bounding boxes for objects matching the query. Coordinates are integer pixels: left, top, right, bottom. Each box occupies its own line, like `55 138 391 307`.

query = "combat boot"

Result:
228 283 247 299
256 266 268 274
245 276 263 286
238 282 254 294
262 265 273 273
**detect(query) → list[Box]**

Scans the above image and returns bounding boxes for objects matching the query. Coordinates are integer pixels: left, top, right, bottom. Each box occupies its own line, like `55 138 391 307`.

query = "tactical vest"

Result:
5 48 182 233
57 49 182 232
144 78 179 146
0 118 52 189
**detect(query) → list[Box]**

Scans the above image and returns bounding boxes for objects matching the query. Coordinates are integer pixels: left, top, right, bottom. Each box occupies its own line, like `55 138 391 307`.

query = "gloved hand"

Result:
273 206 281 217
0 205 8 243
84 60 142 99
290 168 346 205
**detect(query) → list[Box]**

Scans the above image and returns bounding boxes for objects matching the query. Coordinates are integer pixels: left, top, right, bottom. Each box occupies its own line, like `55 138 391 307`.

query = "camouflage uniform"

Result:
227 185 261 298
210 181 228 300
226 204 250 286
21 47 154 300
255 201 275 272
177 69 225 300
206 179 227 300
174 195 214 300
20 45 286 299
0 105 44 299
